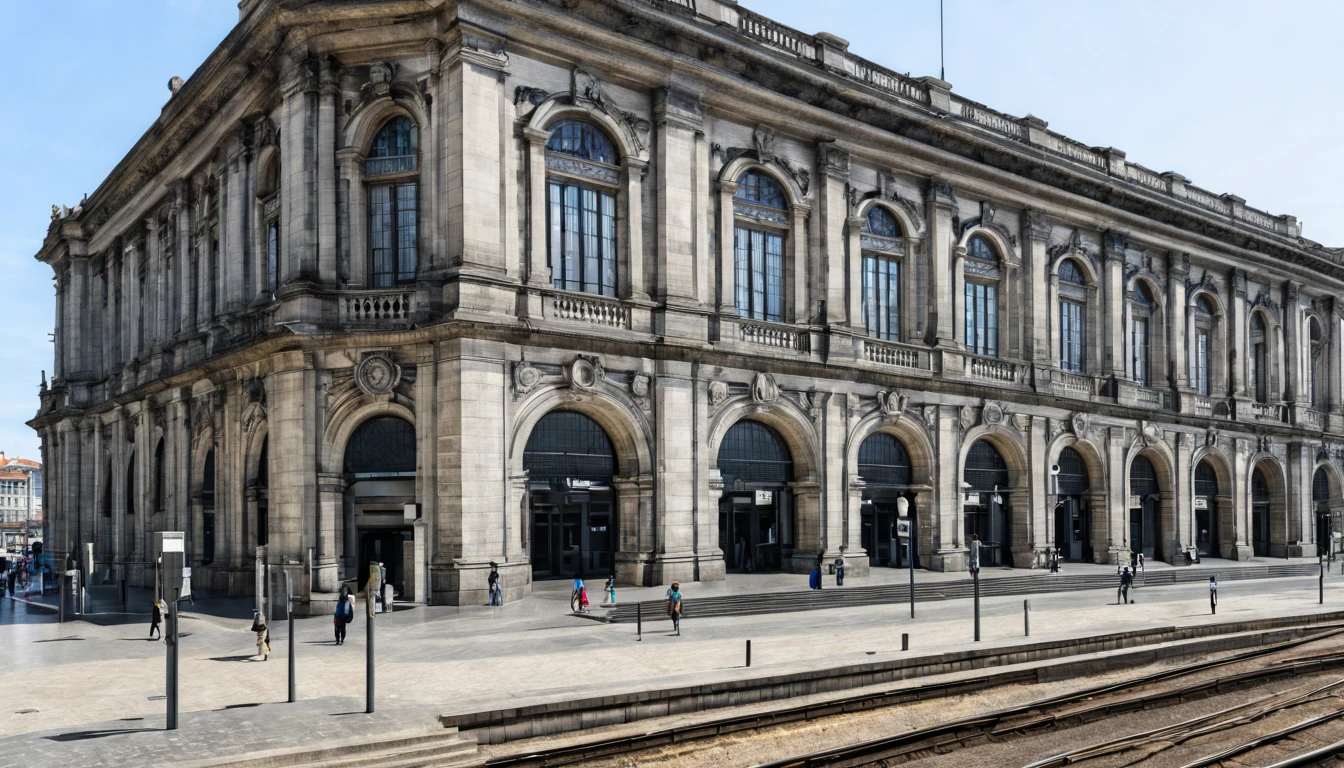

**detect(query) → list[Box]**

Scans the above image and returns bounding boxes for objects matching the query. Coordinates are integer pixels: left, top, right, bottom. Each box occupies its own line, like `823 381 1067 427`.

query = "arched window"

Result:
1309 318 1325 409
203 449 215 504
102 461 113 518
1192 295 1216 397
523 411 616 481
1058 259 1086 372
858 433 911 486
963 439 1009 492
154 438 166 513
964 235 1000 357
733 171 787 322
718 420 793 486
259 155 282 298
546 120 618 297
344 417 417 476
1195 460 1219 498
862 207 902 341
1129 455 1159 498
1056 446 1089 495
1250 312 1269 403
1131 281 1154 385
256 437 269 547
366 116 419 287
1314 467 1331 505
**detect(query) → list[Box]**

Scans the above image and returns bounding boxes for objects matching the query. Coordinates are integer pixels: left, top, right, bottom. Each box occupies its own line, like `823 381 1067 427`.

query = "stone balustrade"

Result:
548 292 631 329
862 338 929 371
340 290 412 323
737 320 810 352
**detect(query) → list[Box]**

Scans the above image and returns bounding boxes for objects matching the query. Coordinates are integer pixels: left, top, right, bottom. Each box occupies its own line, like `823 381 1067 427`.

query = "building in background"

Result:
30 0 1344 607
0 452 42 553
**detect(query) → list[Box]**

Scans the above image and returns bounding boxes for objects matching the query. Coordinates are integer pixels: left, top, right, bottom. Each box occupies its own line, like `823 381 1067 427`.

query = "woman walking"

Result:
333 586 352 645
149 599 163 640
251 610 270 661
667 582 683 636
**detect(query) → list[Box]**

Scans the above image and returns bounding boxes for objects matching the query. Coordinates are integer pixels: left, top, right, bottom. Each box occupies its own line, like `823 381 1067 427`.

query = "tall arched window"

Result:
1250 312 1269 404
366 116 419 287
858 433 911 487
546 120 618 297
733 171 787 322
1309 318 1325 408
1130 281 1154 385
1058 259 1086 372
862 207 901 341
964 235 1000 357
102 460 113 518
125 453 136 516
1192 295 1215 396
259 156 281 298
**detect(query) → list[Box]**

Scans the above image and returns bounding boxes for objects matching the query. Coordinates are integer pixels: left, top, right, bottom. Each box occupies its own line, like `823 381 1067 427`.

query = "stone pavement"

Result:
0 561 1340 767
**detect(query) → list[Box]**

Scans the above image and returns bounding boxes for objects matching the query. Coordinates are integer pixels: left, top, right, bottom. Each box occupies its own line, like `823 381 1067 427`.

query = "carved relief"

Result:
1013 412 1031 433
982 401 1004 426
1206 426 1220 447
877 391 908 423
566 357 601 390
514 362 541 396
959 406 977 430
709 381 729 407
355 354 401 397
1071 412 1090 437
751 373 779 405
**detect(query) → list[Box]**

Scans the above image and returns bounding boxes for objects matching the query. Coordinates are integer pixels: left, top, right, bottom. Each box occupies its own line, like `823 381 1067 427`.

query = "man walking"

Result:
1119 566 1134 605
487 562 502 606
667 582 682 636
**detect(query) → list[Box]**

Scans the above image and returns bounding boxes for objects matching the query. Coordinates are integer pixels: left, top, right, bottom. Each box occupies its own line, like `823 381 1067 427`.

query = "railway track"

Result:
483 624 1344 768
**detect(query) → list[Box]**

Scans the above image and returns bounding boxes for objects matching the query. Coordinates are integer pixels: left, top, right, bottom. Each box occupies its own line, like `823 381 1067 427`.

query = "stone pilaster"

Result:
926 179 958 347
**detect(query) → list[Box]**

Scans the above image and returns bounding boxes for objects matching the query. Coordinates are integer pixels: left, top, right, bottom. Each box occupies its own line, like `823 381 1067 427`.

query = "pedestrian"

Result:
1049 549 1060 573
604 574 616 606
667 582 682 636
834 554 846 586
571 574 589 613
251 609 270 661
1209 575 1218 615
1119 566 1134 605
150 598 163 640
808 565 821 590
487 562 502 607
333 587 352 645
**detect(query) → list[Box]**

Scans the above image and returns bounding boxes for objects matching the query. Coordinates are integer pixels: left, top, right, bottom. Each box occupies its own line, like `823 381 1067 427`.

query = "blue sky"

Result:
0 1 1339 461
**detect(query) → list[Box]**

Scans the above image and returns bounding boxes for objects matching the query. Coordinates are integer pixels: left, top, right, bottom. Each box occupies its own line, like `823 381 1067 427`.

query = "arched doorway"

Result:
964 440 1010 567
1251 466 1271 557
524 411 617 580
255 438 269 548
1053 447 1092 562
201 449 216 566
343 417 416 592
1314 467 1332 556
1129 455 1161 560
1194 459 1220 559
858 433 919 569
717 420 794 572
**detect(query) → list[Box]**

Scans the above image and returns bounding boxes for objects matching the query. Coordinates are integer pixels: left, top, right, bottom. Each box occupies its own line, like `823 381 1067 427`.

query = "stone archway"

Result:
1124 443 1177 563
959 425 1032 567
1192 449 1236 559
846 414 936 574
1249 456 1288 557
1047 435 1108 563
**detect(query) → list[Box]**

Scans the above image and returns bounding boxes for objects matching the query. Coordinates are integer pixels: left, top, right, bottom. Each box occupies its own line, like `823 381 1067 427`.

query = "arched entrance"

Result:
858 433 919 569
524 411 617 580
1194 459 1220 559
1053 447 1092 562
1252 466 1271 557
964 440 1011 567
1129 455 1162 560
717 420 794 572
1316 466 1335 557
253 438 270 548
343 417 416 592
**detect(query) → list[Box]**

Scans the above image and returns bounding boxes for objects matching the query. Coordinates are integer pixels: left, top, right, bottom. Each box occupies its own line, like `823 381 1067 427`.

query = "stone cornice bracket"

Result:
1168 250 1190 277
653 85 704 132
818 139 851 182
1023 209 1052 243
280 31 317 97
1232 267 1248 296
1103 229 1128 261
319 55 341 95
927 177 957 210
440 26 509 78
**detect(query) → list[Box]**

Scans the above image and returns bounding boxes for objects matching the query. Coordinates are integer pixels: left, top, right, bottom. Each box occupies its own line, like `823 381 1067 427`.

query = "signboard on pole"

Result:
896 519 912 539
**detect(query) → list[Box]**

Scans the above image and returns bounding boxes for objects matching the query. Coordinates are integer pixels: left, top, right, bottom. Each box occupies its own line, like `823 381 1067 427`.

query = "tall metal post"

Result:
971 538 981 643
909 543 916 619
366 562 378 714
286 571 295 703
1320 552 1325 605
897 497 914 619
167 587 179 730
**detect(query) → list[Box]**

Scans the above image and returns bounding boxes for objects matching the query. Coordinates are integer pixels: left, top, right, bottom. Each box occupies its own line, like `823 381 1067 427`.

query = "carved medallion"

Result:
1071 412 1090 437
566 357 600 390
982 402 1004 426
355 354 401 397
959 406 977 430
877 391 907 422
630 373 650 399
514 362 541 395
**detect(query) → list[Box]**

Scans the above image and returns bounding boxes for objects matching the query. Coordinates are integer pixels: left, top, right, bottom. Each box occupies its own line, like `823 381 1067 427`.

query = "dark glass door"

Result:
718 493 782 572
202 511 215 566
1130 499 1157 559
1195 499 1216 557
530 492 617 580
1253 503 1270 556
1055 497 1087 561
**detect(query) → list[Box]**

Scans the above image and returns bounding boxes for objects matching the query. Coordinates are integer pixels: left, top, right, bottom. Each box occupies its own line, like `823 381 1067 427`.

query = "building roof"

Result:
0 452 41 469
0 471 29 481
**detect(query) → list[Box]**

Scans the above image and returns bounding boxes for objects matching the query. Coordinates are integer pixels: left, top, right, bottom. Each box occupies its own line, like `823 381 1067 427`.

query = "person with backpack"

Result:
251 610 271 661
487 562 502 606
666 582 682 636
571 574 589 613
1119 566 1134 605
333 586 353 644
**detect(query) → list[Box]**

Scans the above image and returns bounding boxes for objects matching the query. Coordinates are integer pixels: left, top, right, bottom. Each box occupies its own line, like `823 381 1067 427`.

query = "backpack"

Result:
343 601 354 621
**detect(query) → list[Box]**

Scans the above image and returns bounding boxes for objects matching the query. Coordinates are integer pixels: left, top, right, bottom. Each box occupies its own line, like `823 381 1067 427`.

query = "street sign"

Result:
754 490 773 505
896 519 912 539
1193 497 1208 510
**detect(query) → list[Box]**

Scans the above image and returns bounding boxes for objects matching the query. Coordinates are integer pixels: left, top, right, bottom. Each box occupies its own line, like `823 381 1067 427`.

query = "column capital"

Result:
522 125 552 146
927 177 958 209
1023 208 1052 243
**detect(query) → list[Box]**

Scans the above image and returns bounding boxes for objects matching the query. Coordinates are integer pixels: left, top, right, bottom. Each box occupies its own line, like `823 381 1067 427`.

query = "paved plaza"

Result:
1 560 1342 766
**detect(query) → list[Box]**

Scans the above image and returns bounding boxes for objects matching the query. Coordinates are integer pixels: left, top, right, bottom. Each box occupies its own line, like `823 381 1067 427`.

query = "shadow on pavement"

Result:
45 728 159 742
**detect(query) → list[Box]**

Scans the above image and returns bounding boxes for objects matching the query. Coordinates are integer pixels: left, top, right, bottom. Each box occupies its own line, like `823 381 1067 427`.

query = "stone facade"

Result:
30 0 1344 605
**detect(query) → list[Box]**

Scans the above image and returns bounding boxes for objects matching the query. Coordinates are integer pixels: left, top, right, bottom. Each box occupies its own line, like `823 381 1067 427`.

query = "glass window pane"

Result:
548 182 563 290
734 227 750 316
863 256 876 337
750 230 766 321
986 285 998 357
369 185 392 287
396 183 417 283
886 260 900 341
965 283 976 352
600 192 616 297
563 185 580 292
582 188 600 294
765 233 783 322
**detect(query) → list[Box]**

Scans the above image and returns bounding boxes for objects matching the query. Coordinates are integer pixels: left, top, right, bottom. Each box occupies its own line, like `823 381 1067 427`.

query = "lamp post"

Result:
970 537 981 642
897 496 913 619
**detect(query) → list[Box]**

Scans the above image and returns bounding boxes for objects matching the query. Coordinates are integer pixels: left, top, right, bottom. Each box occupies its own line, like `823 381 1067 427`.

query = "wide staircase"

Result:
604 563 1320 623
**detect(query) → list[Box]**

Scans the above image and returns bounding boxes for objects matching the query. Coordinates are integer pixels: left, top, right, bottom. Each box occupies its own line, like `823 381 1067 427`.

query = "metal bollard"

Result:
58 573 65 623
746 639 751 668
1024 599 1030 637
901 633 909 652
637 603 642 641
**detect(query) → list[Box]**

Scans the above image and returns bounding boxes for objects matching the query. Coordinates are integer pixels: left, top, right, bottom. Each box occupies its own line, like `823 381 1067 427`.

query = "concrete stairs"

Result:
186 729 477 768
604 563 1320 623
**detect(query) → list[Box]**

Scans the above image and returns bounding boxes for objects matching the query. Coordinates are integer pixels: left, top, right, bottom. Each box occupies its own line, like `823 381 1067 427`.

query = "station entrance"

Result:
525 411 618 581
963 440 1011 567
1053 447 1092 562
858 433 920 569
717 420 794 573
